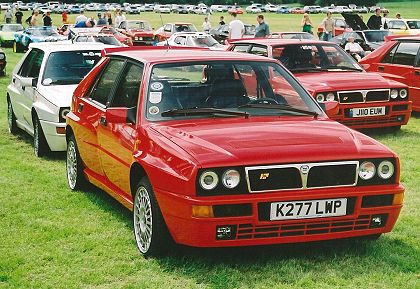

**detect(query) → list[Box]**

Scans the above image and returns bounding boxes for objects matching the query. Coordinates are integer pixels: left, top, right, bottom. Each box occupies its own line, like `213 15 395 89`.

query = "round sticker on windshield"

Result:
149 106 160 115
150 82 164 91
42 78 53 86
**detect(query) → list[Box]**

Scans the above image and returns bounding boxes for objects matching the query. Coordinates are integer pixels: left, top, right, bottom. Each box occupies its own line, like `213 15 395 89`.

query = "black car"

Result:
209 24 256 44
0 48 6 75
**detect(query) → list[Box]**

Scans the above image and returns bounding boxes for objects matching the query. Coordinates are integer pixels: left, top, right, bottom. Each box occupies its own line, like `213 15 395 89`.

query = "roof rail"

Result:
101 46 207 57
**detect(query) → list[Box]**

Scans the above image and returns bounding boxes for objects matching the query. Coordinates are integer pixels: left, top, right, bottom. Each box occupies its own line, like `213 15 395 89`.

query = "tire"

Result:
13 41 23 53
133 177 173 257
33 115 49 157
7 99 18 134
66 134 87 190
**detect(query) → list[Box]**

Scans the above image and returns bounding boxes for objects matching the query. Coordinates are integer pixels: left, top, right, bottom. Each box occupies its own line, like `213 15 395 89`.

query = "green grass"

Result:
0 2 420 288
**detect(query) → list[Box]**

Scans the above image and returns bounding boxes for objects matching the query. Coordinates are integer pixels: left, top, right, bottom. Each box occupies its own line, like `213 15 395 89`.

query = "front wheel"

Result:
33 115 49 157
7 99 18 134
66 134 87 190
133 177 172 257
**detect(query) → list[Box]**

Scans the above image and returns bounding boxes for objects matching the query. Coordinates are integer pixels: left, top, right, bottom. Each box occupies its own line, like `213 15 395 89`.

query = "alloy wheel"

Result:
133 186 153 254
66 140 78 189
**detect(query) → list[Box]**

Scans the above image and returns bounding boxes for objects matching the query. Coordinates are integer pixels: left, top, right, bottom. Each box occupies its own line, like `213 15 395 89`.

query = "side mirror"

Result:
21 77 37 87
105 107 136 124
320 101 339 116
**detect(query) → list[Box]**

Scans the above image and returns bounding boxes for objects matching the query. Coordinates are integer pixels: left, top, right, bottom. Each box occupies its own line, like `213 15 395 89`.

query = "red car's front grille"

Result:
236 215 372 240
339 115 403 126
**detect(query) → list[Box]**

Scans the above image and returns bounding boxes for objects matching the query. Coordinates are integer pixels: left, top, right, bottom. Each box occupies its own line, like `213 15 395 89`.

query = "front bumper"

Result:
330 101 412 129
40 119 66 151
155 185 403 248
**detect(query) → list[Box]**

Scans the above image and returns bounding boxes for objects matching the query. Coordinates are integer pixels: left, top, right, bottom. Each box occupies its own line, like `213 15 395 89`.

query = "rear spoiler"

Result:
101 46 207 57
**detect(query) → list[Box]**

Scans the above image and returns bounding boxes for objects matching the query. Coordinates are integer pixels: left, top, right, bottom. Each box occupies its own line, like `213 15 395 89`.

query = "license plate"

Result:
269 198 347 221
349 106 385 118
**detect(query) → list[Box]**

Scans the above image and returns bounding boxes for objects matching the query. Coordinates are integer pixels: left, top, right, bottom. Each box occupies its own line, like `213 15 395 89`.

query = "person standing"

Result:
15 7 23 24
115 11 126 27
396 13 402 19
30 10 39 27
43 11 52 26
107 12 113 26
75 10 87 25
228 12 244 40
367 8 382 30
4 9 12 24
96 13 107 26
62 10 68 24
202 17 211 33
382 12 389 29
320 12 334 41
219 16 225 26
301 13 313 34
254 14 269 38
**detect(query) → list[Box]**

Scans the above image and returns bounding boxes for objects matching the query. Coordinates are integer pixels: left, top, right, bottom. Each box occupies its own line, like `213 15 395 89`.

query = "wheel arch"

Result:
130 162 149 199
65 125 74 143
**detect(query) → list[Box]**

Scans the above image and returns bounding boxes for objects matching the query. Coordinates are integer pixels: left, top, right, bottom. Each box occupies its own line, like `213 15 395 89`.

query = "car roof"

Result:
105 47 277 64
30 42 114 53
231 38 334 46
388 18 420 21
394 36 420 41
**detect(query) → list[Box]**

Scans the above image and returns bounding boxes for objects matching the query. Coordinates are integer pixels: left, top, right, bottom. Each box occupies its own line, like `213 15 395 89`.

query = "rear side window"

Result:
392 42 419 66
90 59 125 106
232 44 250 53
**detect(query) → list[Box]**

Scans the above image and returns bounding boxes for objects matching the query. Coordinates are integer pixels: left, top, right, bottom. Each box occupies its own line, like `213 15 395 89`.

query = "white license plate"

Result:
269 198 347 221
350 106 386 118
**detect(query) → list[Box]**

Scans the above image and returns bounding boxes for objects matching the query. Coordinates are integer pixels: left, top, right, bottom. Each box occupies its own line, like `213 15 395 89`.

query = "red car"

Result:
154 23 198 42
228 39 412 129
99 26 133 46
66 47 404 256
360 36 420 112
117 20 155 46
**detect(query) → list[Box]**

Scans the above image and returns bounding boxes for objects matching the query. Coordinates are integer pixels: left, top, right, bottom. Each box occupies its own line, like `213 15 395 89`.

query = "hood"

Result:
295 71 405 93
150 117 392 167
130 29 154 36
341 13 368 30
37 84 78 108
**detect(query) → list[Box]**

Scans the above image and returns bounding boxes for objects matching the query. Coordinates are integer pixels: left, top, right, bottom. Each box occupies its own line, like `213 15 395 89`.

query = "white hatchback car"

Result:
7 42 111 156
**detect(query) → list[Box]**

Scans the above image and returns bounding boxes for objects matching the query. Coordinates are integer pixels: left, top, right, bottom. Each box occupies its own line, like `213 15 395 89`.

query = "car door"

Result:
96 61 143 196
78 58 126 176
377 41 420 109
11 48 44 130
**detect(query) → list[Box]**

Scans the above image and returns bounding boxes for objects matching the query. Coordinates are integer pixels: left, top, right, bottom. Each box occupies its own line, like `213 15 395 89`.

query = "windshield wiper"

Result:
325 65 363 71
290 67 323 72
161 107 249 118
239 103 319 117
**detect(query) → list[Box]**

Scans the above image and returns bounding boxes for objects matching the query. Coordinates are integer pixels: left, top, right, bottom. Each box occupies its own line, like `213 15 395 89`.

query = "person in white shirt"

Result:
75 10 87 24
202 17 211 33
228 12 244 40
115 11 126 27
344 36 364 61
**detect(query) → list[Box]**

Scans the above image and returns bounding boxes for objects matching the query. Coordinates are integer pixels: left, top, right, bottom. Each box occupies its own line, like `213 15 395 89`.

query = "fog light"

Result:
192 205 214 218
397 116 404 122
370 214 387 228
216 225 236 240
393 193 404 205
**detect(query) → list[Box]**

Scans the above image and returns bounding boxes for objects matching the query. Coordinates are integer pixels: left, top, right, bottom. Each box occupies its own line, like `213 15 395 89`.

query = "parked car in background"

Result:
66 47 405 257
6 43 109 156
317 18 349 38
304 6 322 13
360 36 420 112
228 6 243 15
154 4 171 14
270 32 315 40
0 23 24 47
290 7 305 14
0 48 6 75
387 19 420 35
246 5 261 14
209 24 255 44
13 26 67 53
276 6 290 14
332 30 391 52
73 33 123 46
228 39 412 130
118 20 154 46
98 26 133 46
154 23 197 42
156 32 226 50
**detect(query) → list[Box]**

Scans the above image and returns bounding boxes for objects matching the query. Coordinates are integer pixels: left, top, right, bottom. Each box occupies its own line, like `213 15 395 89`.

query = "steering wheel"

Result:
248 97 279 105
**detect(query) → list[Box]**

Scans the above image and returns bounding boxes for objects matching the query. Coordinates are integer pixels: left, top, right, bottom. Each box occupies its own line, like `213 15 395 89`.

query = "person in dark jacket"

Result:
367 8 382 30
43 11 52 26
15 8 23 24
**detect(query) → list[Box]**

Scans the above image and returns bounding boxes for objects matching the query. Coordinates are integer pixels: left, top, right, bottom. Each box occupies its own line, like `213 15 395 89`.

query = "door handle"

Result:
78 103 84 113
378 66 384 71
99 115 107 126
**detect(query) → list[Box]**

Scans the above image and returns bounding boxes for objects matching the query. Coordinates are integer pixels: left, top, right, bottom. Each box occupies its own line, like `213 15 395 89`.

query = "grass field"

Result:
0 2 419 288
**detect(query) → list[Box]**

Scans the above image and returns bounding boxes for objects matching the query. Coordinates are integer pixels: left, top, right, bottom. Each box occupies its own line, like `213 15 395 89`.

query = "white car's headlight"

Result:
399 89 407 99
222 169 240 189
390 89 398 99
199 171 218 190
378 161 394 179
359 161 376 180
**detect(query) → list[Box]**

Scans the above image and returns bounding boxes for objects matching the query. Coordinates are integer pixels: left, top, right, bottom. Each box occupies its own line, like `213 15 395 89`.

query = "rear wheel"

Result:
33 115 49 157
133 177 172 257
66 134 87 190
7 99 18 134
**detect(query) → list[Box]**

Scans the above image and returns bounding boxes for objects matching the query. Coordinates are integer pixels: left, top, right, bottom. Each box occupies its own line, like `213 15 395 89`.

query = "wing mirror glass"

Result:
21 77 37 87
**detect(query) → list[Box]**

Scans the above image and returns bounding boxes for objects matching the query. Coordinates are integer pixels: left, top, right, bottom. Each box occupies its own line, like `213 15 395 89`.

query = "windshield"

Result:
93 36 121 45
175 24 197 32
127 21 151 31
272 44 363 72
191 36 219 47
42 51 101 85
2 24 24 32
407 20 420 29
31 28 59 37
244 25 256 35
146 61 322 121
364 31 390 42
278 33 314 40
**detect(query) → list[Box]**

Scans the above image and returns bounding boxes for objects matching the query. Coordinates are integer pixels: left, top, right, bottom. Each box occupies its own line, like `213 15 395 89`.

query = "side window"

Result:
164 24 171 32
109 63 143 109
388 20 406 30
335 19 346 28
232 44 250 53
381 43 398 63
249 45 268 57
90 59 125 106
20 50 44 78
392 42 419 66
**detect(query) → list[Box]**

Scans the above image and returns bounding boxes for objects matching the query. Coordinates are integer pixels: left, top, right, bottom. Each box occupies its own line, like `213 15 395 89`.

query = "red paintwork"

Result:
99 26 133 46
360 37 420 112
67 48 404 248
228 38 412 129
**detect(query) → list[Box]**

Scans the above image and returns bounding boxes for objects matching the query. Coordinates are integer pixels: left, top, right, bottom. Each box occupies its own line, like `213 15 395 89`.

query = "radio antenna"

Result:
159 14 170 51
